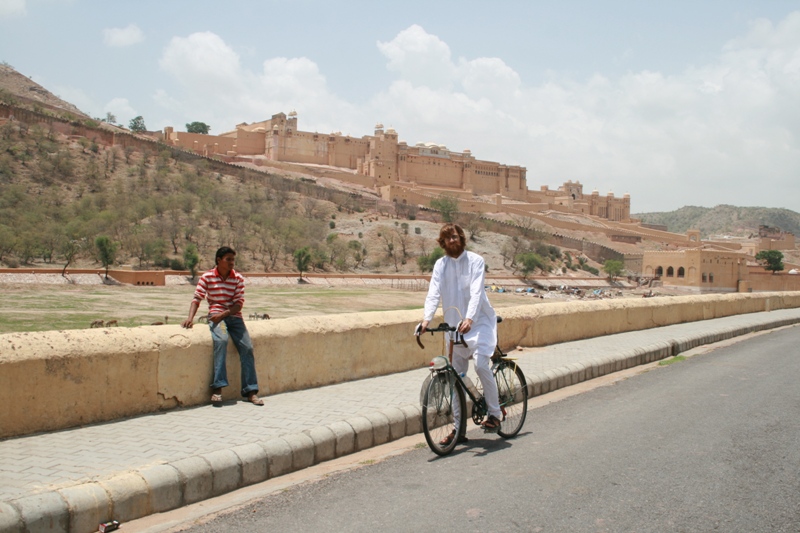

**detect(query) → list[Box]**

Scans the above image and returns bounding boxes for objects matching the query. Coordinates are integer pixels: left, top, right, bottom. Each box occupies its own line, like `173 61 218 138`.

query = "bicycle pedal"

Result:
482 426 500 434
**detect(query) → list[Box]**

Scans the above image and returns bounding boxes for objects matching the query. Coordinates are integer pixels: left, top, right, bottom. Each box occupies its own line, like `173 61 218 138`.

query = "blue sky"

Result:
1 0 799 213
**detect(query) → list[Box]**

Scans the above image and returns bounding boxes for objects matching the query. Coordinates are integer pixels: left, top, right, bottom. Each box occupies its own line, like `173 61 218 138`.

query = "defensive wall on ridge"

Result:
2 292 799 440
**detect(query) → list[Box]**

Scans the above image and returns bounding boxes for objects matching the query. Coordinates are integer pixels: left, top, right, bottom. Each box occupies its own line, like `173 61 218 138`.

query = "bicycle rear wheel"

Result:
421 372 466 456
495 361 528 438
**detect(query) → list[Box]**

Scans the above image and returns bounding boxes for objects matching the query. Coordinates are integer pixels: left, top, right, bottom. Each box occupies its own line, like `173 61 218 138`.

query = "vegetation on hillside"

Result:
634 205 800 237
0 117 569 277
0 119 340 272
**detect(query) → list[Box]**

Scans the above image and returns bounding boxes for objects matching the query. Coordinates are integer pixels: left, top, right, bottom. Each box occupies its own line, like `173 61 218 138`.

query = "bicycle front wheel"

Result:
495 361 528 438
421 372 466 456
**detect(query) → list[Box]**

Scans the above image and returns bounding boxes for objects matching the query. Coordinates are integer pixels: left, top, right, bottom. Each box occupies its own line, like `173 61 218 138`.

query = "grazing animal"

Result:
90 319 104 328
151 315 169 326
105 319 118 327
248 313 270 320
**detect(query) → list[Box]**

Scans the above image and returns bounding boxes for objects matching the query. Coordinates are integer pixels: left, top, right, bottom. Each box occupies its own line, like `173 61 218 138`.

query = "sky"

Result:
1 0 799 214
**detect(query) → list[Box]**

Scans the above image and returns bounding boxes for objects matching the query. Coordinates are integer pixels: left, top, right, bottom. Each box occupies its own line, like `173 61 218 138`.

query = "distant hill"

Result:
633 205 800 238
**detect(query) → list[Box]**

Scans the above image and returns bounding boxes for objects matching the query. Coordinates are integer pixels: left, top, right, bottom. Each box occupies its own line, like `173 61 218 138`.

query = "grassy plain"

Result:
0 283 541 334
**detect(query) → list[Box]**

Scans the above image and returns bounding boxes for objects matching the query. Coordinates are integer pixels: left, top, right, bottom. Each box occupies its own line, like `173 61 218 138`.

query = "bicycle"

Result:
415 317 528 456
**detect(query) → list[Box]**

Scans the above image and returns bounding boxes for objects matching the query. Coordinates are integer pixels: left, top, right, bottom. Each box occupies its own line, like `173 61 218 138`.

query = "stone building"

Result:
164 112 630 222
641 248 751 293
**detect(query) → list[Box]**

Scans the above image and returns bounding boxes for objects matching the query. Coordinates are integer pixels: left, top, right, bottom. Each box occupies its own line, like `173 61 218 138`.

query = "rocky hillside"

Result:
634 205 800 238
0 63 90 119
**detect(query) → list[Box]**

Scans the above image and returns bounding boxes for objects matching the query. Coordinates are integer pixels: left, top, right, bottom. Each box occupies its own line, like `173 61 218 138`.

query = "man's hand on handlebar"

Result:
419 320 430 335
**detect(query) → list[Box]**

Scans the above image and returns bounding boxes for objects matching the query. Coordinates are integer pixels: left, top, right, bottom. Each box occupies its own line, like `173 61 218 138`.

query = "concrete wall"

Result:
2 292 799 439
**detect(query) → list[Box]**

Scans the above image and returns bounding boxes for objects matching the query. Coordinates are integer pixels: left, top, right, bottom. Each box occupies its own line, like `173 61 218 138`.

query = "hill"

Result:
0 63 90 119
633 205 800 238
0 96 607 278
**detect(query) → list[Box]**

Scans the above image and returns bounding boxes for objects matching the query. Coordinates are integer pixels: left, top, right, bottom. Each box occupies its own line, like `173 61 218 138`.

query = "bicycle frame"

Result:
428 355 482 405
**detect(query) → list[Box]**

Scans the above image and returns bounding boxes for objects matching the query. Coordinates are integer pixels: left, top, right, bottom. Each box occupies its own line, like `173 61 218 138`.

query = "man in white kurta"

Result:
421 224 502 440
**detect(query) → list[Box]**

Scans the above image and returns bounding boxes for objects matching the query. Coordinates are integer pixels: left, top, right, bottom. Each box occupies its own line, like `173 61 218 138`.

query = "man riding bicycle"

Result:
420 223 502 445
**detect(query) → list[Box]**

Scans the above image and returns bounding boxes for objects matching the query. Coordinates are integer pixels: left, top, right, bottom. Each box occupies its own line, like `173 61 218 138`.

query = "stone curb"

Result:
3 315 799 533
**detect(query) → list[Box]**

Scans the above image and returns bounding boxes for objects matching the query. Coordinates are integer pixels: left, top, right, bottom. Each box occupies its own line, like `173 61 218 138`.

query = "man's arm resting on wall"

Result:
182 300 200 329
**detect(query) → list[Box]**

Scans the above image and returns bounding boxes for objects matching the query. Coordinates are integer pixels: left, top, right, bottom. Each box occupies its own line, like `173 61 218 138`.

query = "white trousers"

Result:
451 344 502 428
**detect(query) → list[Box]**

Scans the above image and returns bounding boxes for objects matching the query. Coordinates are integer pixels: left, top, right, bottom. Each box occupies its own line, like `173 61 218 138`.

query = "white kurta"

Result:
423 250 497 356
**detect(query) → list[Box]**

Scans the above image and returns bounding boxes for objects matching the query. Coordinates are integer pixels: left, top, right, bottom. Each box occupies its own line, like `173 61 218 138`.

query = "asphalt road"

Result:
175 326 800 533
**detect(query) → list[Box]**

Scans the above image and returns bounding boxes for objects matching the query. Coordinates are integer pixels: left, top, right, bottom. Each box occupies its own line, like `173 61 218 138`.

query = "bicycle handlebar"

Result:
415 322 466 350
414 316 503 349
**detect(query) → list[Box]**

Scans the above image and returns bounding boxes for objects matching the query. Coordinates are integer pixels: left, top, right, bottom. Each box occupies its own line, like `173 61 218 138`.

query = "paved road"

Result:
179 325 800 533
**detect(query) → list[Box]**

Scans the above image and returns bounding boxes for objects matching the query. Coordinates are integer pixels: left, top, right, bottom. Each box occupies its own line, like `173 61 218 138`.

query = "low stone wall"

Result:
1 292 799 439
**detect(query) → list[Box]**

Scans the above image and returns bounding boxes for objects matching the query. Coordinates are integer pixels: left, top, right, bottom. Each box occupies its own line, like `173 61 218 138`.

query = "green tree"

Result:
183 243 200 279
293 246 312 279
59 237 85 278
417 247 444 273
185 122 210 134
95 235 117 279
516 252 548 278
603 259 625 280
430 195 459 223
755 250 784 274
104 112 117 124
129 116 147 133
0 224 16 263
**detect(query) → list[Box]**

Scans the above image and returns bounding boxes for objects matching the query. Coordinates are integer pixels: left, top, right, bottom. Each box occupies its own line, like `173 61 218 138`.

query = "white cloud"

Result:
0 0 26 17
160 32 242 88
157 31 359 134
102 24 144 47
104 97 137 124
377 24 456 90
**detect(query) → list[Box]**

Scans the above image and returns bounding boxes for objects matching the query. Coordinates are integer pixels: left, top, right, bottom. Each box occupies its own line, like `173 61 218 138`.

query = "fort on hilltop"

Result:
161 111 799 294
164 111 631 222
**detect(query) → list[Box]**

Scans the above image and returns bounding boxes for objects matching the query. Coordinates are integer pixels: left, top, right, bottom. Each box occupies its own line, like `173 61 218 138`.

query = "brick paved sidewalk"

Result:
2 308 799 530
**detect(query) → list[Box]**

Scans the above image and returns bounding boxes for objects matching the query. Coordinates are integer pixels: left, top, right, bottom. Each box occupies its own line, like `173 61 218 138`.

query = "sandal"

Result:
438 430 469 446
210 387 223 406
481 415 501 432
247 393 264 406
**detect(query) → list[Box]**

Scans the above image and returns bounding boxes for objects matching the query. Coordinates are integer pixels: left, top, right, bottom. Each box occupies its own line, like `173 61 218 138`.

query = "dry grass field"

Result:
0 282 552 334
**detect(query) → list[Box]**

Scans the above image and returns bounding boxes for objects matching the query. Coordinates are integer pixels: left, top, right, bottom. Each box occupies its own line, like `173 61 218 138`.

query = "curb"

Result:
3 316 799 533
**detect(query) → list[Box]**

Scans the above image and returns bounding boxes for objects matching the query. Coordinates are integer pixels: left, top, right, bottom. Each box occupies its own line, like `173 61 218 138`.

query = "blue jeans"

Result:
208 316 259 397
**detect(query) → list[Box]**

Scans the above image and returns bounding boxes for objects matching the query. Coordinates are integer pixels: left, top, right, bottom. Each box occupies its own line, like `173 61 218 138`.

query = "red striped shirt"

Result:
192 267 245 317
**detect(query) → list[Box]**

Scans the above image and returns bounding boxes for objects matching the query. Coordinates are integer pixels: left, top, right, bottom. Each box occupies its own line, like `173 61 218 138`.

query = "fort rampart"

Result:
1 292 798 439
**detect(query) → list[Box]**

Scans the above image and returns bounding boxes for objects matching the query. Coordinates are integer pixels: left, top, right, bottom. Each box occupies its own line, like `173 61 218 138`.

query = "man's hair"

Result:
437 224 466 249
215 246 236 261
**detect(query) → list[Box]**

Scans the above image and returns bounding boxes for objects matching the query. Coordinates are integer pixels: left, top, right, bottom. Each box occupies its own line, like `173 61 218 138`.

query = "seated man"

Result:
181 246 263 406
